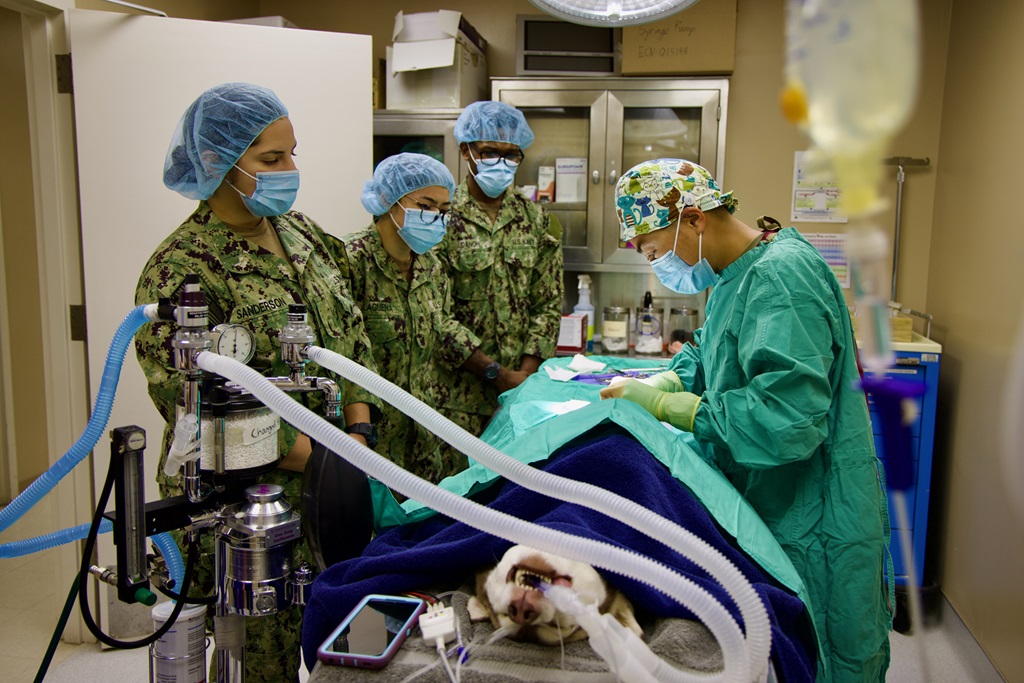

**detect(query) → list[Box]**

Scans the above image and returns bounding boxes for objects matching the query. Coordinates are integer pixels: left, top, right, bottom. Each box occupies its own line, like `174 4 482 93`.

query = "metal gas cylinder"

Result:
215 484 301 617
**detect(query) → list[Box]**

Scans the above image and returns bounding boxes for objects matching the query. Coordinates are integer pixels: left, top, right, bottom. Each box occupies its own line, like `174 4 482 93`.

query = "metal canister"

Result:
216 484 302 617
601 306 629 352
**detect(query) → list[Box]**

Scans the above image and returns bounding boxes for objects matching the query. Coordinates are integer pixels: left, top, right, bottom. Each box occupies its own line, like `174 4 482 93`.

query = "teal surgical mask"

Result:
391 203 447 254
469 150 517 198
229 165 300 217
649 217 717 294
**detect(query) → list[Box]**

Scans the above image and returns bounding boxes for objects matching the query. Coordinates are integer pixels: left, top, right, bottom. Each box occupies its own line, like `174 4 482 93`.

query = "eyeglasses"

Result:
469 143 525 168
398 199 450 226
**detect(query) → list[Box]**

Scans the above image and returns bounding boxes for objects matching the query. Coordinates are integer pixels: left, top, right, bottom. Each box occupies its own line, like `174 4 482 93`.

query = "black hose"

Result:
32 575 80 683
156 580 216 604
76 455 201 649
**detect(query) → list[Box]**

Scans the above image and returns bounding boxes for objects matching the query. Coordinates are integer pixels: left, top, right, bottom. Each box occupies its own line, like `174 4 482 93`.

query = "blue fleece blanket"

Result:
302 430 816 681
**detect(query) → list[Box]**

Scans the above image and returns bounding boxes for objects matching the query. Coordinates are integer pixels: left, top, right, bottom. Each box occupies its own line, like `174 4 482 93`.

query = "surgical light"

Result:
528 0 702 27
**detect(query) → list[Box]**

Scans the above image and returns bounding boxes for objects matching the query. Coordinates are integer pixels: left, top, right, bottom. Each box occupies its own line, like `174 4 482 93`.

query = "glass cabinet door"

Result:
601 88 723 266
494 89 608 264
492 78 728 271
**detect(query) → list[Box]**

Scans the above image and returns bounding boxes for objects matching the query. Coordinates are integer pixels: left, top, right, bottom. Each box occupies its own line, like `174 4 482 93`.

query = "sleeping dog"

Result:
467 545 643 645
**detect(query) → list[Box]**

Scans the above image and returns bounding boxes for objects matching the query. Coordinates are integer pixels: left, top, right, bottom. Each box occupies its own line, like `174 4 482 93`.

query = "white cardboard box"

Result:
386 11 488 110
224 16 299 29
555 158 588 203
537 166 555 202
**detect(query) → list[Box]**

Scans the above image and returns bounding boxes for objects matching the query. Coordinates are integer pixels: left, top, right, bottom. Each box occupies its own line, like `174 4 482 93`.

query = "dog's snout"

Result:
509 591 541 624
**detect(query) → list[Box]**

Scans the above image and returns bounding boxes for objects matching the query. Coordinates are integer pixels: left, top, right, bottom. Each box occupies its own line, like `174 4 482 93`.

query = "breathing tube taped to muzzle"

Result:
308 347 771 680
198 350 757 683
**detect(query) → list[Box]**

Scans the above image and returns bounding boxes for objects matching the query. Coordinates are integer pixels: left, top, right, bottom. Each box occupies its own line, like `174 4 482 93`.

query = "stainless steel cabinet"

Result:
372 110 468 182
492 78 729 271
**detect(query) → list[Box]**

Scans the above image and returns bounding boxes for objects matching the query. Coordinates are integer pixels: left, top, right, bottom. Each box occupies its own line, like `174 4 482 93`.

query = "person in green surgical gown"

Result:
600 159 892 683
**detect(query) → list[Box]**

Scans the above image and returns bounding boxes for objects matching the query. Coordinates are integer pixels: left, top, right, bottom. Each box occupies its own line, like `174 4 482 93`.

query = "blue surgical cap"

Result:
360 153 456 216
454 101 534 149
163 83 289 200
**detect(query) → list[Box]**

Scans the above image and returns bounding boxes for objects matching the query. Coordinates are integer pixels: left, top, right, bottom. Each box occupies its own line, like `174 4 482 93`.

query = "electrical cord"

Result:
76 454 200 648
436 637 457 683
33 574 80 683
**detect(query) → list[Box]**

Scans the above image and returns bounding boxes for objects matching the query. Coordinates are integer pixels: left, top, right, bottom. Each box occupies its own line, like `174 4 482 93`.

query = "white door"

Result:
68 8 372 636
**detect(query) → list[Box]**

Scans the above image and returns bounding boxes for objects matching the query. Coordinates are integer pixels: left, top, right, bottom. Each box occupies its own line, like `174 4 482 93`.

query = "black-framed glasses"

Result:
398 198 450 226
469 143 525 168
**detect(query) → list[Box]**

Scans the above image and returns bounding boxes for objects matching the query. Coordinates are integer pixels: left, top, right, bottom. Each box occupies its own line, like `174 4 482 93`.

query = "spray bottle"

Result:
573 274 595 353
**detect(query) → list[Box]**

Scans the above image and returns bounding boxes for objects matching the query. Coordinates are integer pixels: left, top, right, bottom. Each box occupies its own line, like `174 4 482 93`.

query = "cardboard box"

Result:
852 312 914 344
386 11 489 109
557 314 588 356
516 185 538 201
555 158 588 203
621 0 737 75
224 16 300 29
536 166 555 202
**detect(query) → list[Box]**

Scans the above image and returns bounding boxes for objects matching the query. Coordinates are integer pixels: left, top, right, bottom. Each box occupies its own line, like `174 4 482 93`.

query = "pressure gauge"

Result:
211 324 256 364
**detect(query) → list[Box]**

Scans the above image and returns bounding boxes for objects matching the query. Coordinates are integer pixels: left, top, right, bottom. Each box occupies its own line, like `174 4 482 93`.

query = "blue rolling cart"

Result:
863 334 942 590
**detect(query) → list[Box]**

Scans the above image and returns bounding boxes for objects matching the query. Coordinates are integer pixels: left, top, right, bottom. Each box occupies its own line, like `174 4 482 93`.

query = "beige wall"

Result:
0 6 49 491
928 0 1024 680
74 0 258 19
257 0 539 79
48 0 1021 677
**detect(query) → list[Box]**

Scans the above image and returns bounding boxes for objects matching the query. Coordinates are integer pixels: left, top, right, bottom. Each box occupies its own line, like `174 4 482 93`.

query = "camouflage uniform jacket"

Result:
343 224 480 482
134 201 382 499
437 183 564 416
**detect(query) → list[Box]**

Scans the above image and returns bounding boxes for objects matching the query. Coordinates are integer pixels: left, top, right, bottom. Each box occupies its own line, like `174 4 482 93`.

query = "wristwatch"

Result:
483 361 502 382
344 422 378 449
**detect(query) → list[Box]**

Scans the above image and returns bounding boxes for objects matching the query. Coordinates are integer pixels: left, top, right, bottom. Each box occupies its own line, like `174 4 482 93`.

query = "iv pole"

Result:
884 156 930 302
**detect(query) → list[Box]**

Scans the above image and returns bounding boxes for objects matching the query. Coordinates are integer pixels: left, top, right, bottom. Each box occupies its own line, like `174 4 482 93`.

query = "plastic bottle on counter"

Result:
572 274 595 353
635 291 663 355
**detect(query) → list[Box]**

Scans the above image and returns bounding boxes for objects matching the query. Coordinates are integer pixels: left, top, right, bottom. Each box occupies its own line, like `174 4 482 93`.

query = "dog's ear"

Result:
467 570 496 624
604 587 644 638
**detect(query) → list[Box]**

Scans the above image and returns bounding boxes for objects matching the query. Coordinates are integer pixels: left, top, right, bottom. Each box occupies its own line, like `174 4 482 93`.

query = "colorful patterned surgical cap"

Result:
614 159 737 242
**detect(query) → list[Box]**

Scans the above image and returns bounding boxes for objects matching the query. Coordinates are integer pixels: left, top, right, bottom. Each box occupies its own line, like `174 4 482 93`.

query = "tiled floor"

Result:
1 499 1008 682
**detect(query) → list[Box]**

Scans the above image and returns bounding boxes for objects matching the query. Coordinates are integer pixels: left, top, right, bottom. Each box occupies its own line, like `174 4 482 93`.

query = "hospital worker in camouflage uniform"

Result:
601 159 892 682
437 101 564 434
344 153 480 483
134 83 381 683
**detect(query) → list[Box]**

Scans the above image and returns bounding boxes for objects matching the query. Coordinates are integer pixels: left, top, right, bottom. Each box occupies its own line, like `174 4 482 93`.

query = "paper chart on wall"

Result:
803 232 850 288
791 150 848 223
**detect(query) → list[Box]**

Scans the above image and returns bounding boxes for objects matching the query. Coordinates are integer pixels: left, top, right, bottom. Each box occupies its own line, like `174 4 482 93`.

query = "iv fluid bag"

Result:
787 0 920 156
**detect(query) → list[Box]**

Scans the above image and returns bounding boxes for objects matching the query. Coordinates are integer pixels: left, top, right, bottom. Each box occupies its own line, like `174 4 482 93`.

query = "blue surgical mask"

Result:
649 217 717 294
469 151 517 198
391 205 447 254
229 166 300 217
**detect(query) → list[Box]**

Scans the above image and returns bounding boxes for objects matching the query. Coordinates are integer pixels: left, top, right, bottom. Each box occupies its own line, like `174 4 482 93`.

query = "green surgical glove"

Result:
638 370 684 392
600 378 701 431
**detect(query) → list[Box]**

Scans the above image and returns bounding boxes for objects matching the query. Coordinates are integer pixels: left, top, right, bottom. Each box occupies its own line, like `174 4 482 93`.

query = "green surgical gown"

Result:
670 228 892 682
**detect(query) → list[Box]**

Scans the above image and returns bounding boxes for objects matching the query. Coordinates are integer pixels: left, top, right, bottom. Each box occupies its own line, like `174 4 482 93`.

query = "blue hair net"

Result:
454 101 534 149
361 153 456 216
163 83 289 200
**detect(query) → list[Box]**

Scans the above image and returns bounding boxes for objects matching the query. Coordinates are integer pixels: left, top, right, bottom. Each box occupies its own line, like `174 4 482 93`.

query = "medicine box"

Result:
536 166 555 202
556 314 588 355
555 158 588 203
386 10 489 109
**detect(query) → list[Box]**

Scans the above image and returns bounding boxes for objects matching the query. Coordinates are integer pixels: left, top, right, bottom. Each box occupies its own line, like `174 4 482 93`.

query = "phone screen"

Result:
322 597 423 658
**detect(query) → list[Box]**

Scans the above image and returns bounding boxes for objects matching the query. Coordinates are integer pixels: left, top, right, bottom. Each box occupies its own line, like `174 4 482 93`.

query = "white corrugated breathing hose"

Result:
198 352 752 682
308 346 771 679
